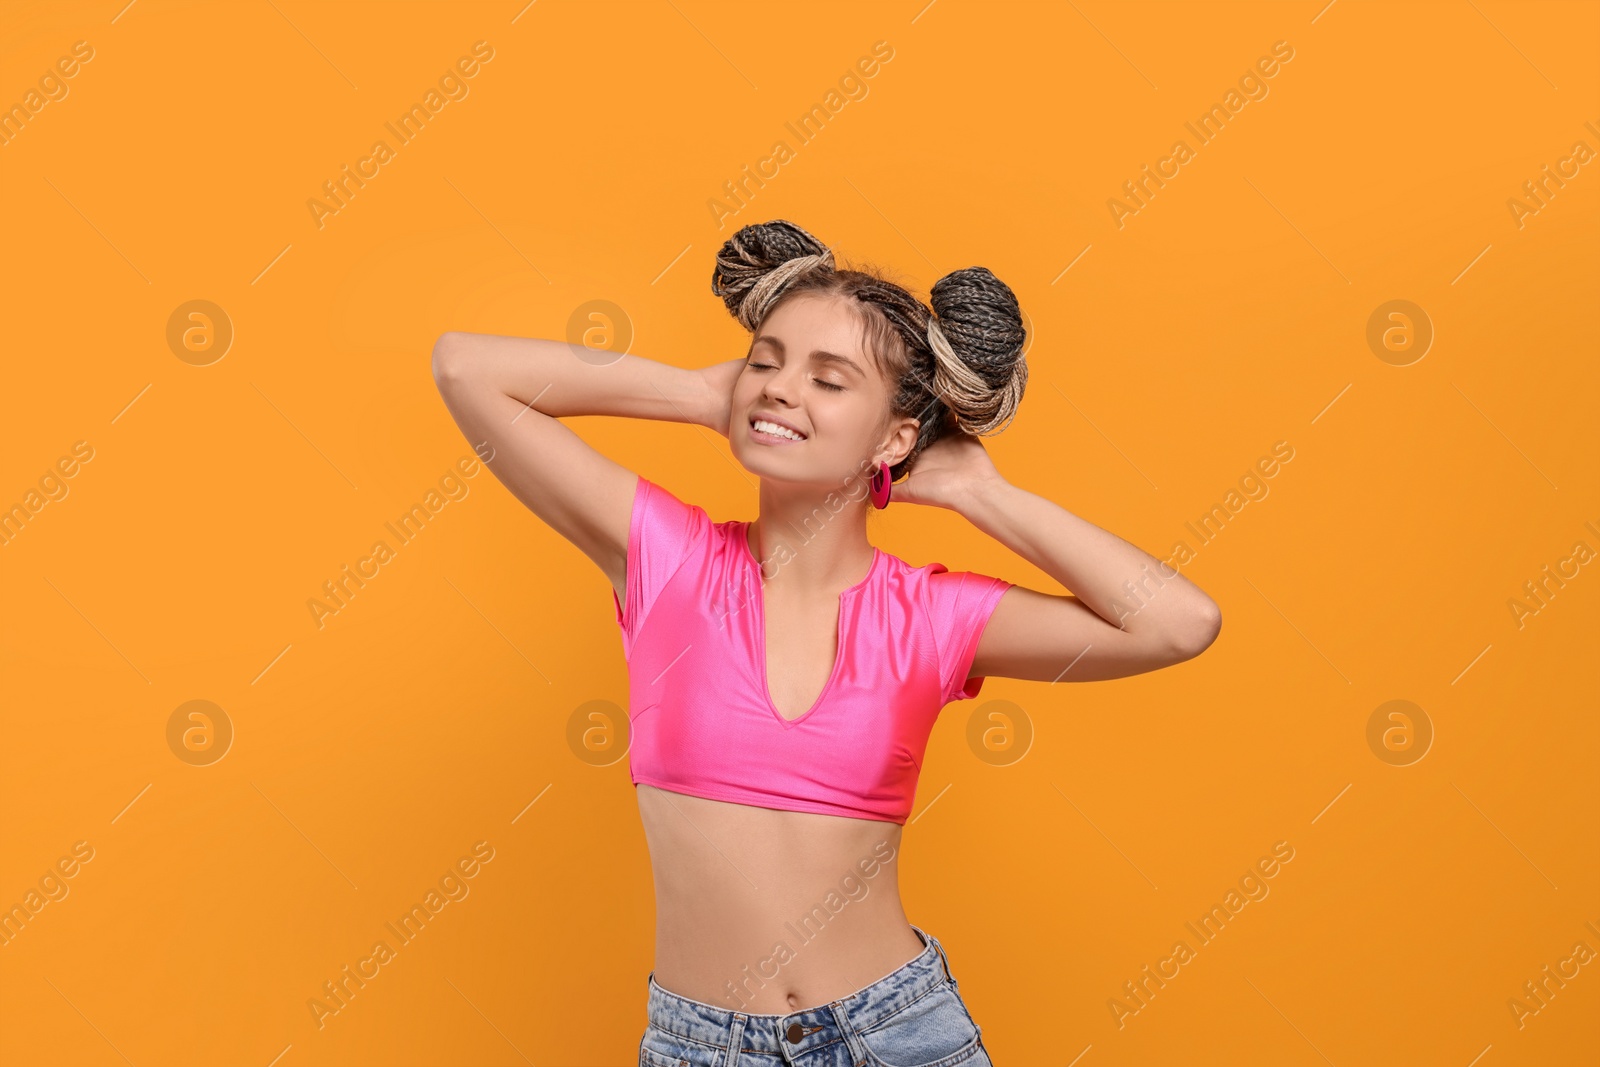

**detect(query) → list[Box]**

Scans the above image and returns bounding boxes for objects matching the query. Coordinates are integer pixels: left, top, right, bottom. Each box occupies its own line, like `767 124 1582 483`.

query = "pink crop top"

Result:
610 475 1013 824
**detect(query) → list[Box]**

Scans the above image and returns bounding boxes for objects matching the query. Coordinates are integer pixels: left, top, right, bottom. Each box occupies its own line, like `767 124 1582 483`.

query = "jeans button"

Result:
785 1022 803 1042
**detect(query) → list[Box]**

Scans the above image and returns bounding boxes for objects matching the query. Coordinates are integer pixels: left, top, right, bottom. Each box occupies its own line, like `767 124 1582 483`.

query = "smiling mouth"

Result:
750 417 807 442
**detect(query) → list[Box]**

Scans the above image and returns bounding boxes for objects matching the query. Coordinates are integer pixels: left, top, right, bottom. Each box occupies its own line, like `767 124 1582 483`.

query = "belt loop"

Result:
913 924 950 982
829 1000 867 1067
930 931 954 983
726 1012 746 1067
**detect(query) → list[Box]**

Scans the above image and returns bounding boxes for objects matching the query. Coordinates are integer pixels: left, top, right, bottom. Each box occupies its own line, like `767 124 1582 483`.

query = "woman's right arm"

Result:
429 331 741 599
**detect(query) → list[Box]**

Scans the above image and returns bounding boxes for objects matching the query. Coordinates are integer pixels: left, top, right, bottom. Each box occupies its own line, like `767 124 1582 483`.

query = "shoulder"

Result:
885 551 1012 620
870 550 966 591
872 548 934 587
634 476 714 534
874 552 964 615
635 474 702 515
876 549 940 577
627 476 720 586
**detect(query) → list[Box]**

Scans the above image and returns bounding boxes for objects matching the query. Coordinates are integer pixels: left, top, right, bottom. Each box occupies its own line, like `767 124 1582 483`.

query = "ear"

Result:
879 415 921 468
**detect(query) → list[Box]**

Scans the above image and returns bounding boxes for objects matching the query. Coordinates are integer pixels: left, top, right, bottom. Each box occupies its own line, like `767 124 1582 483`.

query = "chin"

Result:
730 442 800 478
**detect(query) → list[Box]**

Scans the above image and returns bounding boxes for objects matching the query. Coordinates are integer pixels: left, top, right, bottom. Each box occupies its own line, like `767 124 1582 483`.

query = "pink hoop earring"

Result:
869 460 892 509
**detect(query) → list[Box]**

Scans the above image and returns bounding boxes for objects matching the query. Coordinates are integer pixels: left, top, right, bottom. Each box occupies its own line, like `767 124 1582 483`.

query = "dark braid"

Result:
711 219 1028 481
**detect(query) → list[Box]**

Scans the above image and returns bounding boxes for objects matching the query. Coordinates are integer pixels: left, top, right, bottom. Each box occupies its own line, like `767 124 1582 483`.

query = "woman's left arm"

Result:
897 434 1221 684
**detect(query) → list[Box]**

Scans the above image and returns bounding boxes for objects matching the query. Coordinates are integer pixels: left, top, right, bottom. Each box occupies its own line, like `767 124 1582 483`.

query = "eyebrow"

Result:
749 335 864 376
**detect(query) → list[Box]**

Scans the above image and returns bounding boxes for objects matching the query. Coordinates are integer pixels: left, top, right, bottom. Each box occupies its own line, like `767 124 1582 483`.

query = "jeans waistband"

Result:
645 923 955 1058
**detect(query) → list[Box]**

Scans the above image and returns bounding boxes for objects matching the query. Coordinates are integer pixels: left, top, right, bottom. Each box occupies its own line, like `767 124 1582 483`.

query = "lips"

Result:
750 413 808 440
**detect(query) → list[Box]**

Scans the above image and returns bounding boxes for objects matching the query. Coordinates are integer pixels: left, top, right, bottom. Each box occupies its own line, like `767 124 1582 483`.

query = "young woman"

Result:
431 219 1220 1066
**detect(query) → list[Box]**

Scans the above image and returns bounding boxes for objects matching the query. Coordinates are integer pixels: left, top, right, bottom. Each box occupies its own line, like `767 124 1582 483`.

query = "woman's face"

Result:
730 293 914 493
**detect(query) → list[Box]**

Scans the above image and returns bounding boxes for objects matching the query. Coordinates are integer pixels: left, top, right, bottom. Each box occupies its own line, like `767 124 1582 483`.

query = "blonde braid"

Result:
730 247 836 330
927 315 1025 436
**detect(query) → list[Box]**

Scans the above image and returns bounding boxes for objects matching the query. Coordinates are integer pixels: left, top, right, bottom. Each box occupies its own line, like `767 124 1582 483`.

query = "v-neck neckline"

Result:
740 521 880 729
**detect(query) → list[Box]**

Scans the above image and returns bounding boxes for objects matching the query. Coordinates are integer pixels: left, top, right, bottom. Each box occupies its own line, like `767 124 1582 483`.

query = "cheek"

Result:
731 374 757 407
817 396 880 446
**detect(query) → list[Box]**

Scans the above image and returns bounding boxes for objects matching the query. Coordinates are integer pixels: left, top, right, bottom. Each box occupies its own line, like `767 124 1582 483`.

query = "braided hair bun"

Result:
927 267 1027 436
711 220 836 332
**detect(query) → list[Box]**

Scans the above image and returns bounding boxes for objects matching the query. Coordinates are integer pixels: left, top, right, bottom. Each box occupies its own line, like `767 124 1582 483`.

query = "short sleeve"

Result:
611 475 709 657
926 566 1013 704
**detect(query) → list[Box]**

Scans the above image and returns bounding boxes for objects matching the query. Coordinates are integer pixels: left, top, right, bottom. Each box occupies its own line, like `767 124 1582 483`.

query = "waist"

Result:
638 785 917 1011
646 924 955 1045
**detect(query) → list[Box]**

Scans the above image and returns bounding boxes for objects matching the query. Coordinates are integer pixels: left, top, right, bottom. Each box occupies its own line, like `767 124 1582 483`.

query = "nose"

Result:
759 365 799 407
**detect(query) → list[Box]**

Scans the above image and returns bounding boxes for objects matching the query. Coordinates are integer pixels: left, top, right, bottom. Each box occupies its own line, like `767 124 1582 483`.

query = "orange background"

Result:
2 1 1597 1064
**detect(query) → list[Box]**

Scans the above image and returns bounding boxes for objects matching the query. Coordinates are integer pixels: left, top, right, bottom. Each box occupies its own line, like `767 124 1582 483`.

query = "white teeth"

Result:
753 419 804 441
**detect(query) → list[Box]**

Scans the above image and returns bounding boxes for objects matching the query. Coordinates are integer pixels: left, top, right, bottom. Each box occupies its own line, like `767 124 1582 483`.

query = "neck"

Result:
745 482 876 590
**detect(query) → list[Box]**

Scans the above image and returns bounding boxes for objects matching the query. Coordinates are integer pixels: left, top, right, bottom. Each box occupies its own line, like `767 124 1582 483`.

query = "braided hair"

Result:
711 219 1028 482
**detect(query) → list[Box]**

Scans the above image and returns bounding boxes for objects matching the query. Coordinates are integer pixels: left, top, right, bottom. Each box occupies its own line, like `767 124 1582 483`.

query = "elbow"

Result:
431 331 471 385
1168 601 1221 662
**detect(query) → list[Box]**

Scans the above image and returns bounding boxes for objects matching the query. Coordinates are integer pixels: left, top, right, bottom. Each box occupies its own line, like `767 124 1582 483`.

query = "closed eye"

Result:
749 362 846 392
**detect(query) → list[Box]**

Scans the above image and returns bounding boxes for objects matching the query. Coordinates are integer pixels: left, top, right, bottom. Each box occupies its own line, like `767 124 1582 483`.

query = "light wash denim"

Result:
639 924 993 1067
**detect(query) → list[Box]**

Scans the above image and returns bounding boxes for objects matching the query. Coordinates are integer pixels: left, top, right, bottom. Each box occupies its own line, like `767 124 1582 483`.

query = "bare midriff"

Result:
636 783 927 1013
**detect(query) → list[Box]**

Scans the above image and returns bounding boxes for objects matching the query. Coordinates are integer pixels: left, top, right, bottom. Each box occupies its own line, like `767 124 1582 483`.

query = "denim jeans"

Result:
639 924 993 1067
